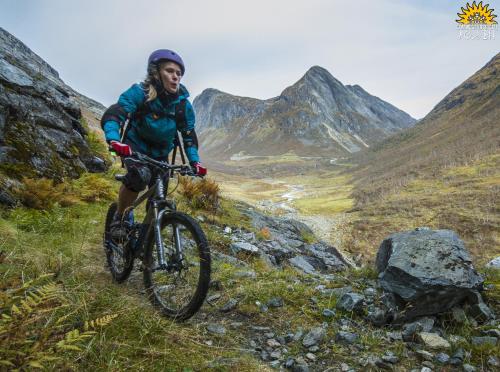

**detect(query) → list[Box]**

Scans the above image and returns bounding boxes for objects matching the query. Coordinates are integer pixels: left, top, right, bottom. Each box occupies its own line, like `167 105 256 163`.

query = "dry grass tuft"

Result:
178 176 221 211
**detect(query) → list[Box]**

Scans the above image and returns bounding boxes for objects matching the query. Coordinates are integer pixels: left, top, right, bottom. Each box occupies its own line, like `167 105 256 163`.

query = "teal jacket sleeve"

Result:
179 100 200 163
103 84 146 143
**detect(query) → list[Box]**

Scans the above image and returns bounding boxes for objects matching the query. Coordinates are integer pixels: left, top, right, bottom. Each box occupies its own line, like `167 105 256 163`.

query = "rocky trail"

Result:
115 202 500 371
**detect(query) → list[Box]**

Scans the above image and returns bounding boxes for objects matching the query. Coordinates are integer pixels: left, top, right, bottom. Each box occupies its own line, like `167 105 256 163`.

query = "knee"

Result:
123 165 152 192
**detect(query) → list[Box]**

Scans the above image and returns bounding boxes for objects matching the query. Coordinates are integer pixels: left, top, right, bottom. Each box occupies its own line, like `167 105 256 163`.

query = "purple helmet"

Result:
148 49 185 75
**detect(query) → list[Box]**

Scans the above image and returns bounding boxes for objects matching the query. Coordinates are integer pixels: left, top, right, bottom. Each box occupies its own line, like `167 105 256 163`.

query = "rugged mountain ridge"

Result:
0 27 107 204
194 66 416 159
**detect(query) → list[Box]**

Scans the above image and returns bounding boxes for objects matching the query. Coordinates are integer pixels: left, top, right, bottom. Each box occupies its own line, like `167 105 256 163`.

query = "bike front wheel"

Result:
143 212 211 321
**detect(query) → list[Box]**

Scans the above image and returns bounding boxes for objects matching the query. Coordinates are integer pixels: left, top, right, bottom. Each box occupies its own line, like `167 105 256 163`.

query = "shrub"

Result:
256 227 272 240
13 173 116 210
178 176 221 211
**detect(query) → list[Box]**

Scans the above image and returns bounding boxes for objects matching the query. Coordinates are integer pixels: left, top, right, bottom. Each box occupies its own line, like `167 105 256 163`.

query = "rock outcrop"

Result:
0 27 107 203
376 228 491 321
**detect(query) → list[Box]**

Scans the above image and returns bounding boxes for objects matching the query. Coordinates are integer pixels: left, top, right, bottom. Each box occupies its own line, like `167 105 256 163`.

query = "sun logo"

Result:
456 1 497 24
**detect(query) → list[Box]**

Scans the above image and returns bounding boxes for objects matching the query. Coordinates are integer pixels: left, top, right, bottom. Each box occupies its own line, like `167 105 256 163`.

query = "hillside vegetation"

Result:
344 53 500 264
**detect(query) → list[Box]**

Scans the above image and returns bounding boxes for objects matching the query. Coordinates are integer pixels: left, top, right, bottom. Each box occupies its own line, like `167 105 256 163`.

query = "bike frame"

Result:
125 166 182 271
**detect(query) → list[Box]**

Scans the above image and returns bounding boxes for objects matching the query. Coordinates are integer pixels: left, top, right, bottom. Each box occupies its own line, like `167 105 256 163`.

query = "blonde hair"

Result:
143 71 158 102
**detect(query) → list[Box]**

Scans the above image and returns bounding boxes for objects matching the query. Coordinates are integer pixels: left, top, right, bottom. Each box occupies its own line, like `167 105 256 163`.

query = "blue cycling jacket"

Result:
102 83 199 162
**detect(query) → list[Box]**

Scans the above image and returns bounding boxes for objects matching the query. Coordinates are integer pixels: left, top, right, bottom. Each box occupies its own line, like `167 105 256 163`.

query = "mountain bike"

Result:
103 152 211 321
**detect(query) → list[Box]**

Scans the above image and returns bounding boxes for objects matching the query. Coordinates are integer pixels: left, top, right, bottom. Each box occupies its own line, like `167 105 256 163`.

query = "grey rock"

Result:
402 318 435 341
462 364 476 372
269 360 280 368
336 292 365 313
292 362 309 372
415 350 434 361
374 358 393 370
206 323 226 335
417 332 451 350
322 308 336 318
364 287 376 297
382 352 399 364
420 368 432 372
220 298 238 313
305 353 316 361
256 301 268 312
451 306 467 323
269 350 281 360
335 331 359 344
449 348 465 366
486 256 500 268
435 352 450 364
482 328 500 338
223 226 232 234
368 307 388 326
340 363 351 372
206 294 221 303
421 361 434 369
471 336 497 346
285 357 295 368
380 292 400 312
260 350 269 361
293 328 304 341
308 345 319 352
230 241 259 255
468 300 496 322
289 256 317 275
267 297 284 308
487 356 500 367
376 229 484 320
386 331 403 341
302 327 326 347
448 334 467 345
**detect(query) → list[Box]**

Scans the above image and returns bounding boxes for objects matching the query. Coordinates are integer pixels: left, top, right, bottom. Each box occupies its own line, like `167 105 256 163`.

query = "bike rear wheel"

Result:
143 212 211 321
103 202 134 283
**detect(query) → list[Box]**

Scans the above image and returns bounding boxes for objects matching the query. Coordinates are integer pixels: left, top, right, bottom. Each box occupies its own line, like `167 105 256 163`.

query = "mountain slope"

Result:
346 52 500 263
352 52 500 202
194 66 416 160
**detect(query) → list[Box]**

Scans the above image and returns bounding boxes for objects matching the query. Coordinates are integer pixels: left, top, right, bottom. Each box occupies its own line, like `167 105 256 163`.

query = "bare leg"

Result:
117 184 138 217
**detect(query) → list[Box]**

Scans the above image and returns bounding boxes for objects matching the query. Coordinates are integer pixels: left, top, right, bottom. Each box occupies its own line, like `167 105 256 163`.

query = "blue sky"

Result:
1 0 498 118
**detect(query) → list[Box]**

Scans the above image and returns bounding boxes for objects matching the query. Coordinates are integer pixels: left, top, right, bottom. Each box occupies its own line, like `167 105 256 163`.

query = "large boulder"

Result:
376 228 485 320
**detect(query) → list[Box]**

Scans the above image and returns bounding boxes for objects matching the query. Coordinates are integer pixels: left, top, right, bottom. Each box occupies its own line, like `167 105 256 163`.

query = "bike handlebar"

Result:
124 151 199 177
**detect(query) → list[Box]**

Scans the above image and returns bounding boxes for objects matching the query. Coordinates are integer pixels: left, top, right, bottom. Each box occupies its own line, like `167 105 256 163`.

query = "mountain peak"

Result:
305 65 330 76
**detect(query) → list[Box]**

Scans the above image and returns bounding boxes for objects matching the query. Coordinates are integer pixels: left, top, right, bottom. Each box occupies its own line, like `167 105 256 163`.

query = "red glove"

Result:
110 140 132 156
190 162 207 177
